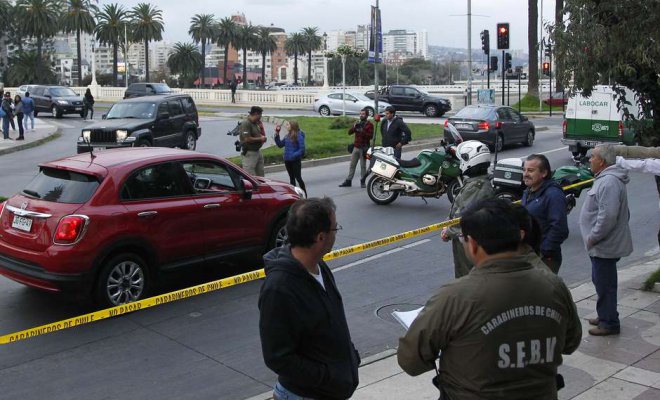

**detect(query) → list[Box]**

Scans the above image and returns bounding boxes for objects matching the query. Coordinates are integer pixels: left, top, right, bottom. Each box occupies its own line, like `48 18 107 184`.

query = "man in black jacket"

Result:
259 197 360 400
381 106 411 159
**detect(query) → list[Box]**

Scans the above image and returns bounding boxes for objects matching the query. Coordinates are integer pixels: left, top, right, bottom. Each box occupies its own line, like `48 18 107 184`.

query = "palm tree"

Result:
6 51 57 85
16 0 60 65
62 0 97 86
285 32 305 85
527 0 539 98
95 3 127 87
255 27 276 88
216 17 237 87
189 13 216 88
236 23 257 89
129 2 164 82
167 42 203 88
302 27 322 85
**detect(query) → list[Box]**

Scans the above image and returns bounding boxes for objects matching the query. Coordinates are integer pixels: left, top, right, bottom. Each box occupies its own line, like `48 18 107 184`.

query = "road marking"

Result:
333 239 432 273
537 146 568 155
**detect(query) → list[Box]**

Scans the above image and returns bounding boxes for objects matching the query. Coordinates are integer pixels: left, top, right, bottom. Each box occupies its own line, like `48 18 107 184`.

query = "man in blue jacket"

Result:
522 154 569 274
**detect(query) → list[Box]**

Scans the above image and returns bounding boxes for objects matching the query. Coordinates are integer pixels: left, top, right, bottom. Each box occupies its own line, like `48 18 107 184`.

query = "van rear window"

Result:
22 168 100 203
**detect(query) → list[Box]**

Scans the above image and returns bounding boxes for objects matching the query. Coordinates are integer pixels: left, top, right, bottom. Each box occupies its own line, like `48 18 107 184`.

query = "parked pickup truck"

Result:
365 85 451 117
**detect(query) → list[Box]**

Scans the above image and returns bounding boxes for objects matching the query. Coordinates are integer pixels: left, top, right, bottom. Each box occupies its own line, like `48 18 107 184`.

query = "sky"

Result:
109 0 559 52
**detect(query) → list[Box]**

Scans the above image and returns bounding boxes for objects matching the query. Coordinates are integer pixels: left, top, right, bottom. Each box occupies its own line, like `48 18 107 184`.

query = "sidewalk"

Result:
248 256 660 400
0 118 60 156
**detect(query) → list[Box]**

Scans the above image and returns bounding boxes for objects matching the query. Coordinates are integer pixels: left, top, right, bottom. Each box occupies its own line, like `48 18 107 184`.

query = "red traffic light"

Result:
497 23 510 50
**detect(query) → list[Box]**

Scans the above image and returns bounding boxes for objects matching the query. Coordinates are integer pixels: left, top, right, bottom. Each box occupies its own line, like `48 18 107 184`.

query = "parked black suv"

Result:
30 85 85 118
124 82 172 99
77 94 201 153
365 85 451 117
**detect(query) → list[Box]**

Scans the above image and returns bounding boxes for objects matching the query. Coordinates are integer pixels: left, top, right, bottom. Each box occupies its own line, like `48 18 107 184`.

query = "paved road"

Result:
0 116 657 399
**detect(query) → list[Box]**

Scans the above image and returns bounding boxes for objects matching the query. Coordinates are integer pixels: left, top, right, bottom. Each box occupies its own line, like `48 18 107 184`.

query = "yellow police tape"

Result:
0 178 595 345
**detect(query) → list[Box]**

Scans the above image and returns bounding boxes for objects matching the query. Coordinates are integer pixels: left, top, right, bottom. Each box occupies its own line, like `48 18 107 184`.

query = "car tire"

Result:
34 110 39 117
268 218 288 250
524 130 535 146
367 176 398 205
365 107 375 117
51 105 61 119
136 139 150 147
95 252 149 307
319 105 331 117
424 104 439 117
183 130 197 150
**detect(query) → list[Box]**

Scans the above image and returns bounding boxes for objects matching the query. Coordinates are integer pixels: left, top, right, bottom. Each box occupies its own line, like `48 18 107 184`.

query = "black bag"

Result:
347 143 354 154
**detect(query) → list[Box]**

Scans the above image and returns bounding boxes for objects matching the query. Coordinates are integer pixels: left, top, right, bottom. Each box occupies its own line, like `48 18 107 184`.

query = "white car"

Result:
313 92 391 117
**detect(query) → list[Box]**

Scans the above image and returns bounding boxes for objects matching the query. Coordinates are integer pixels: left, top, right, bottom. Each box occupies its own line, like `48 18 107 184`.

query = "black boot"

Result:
338 180 351 187
360 178 366 188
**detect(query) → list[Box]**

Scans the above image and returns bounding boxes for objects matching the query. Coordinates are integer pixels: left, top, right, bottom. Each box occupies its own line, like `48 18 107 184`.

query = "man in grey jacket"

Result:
579 144 633 336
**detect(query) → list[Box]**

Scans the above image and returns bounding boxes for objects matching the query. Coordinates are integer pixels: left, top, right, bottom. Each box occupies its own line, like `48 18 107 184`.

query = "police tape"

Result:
0 177 595 345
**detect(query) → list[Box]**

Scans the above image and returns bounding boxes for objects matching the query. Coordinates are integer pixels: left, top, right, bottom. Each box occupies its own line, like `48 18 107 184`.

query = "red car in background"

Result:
0 148 302 306
543 91 569 107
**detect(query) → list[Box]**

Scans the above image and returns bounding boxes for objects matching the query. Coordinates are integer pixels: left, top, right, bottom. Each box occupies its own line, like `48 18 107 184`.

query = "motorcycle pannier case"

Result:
372 157 399 179
493 158 524 188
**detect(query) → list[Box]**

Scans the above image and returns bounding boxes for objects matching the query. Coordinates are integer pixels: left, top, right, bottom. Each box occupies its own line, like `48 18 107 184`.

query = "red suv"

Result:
0 148 302 306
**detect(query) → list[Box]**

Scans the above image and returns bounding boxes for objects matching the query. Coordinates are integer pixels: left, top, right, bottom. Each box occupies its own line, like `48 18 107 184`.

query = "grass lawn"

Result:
0 197 6 202
228 116 444 166
511 94 566 113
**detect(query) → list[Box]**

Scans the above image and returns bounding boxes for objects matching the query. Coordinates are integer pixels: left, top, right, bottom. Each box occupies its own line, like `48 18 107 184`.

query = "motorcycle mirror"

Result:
445 123 464 144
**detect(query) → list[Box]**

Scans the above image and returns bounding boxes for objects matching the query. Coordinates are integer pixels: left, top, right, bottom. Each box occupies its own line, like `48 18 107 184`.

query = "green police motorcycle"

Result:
365 123 465 205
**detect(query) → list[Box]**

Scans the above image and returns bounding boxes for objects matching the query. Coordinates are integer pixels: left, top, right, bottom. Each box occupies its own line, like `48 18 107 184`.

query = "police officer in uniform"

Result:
398 199 582 400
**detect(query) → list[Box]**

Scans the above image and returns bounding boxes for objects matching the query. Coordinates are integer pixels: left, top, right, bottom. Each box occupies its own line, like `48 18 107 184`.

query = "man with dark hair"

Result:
259 197 360 400
239 106 267 176
22 92 35 131
381 105 411 159
339 107 374 188
522 154 569 273
398 199 582 399
579 144 632 336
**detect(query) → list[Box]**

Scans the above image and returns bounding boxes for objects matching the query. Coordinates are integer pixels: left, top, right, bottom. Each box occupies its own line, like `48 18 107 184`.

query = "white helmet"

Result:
456 140 491 176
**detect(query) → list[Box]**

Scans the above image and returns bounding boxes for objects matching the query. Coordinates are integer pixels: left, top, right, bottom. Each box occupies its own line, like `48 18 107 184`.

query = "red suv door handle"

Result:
203 204 221 209
137 211 158 218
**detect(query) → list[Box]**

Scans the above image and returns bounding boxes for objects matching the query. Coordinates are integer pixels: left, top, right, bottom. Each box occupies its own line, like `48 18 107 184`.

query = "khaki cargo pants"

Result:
242 150 264 177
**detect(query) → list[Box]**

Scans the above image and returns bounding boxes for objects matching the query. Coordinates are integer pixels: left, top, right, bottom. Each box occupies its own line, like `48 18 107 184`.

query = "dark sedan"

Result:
445 105 535 152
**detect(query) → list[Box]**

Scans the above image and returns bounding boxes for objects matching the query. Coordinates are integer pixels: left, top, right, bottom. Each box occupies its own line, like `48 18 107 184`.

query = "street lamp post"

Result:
332 44 363 116
323 32 329 88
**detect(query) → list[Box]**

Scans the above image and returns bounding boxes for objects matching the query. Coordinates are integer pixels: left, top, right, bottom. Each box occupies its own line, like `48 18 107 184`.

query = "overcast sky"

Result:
110 0 559 51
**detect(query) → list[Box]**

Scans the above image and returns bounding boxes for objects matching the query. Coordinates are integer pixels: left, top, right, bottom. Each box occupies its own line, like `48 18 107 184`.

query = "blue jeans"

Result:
23 111 34 130
591 256 620 330
2 116 9 138
273 382 312 400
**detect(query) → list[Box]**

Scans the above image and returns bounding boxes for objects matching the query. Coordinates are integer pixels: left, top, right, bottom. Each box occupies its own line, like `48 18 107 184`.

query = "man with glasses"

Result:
381 106 411 159
398 199 581 399
259 197 360 400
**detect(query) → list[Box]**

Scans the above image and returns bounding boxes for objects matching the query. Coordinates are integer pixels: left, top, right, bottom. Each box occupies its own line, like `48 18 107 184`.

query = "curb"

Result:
0 128 62 156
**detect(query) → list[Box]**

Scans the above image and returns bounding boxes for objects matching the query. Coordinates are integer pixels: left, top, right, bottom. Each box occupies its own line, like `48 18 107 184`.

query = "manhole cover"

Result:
376 303 424 325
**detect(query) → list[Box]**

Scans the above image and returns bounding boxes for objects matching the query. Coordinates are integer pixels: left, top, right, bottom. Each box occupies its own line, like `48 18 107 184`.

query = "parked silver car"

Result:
313 92 390 117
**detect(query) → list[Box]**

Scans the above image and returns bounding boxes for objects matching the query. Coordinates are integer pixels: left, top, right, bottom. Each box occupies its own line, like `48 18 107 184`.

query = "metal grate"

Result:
90 130 116 143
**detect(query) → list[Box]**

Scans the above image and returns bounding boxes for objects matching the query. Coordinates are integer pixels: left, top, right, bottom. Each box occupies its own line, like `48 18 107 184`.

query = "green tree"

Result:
167 42 203 88
255 27 276 88
189 13 216 88
16 0 60 67
216 17 237 87
5 51 56 85
95 3 127 87
553 0 660 144
62 0 97 86
302 26 322 85
285 32 305 85
527 0 539 98
236 23 257 89
554 0 564 93
129 2 164 82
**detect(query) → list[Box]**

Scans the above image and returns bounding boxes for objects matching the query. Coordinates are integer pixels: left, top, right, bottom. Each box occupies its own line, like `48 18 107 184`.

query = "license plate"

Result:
456 123 472 129
75 107 82 111
12 215 32 232
93 146 106 151
584 141 599 147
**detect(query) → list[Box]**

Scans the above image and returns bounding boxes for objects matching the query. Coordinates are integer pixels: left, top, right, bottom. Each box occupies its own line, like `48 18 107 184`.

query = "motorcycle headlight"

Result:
57 100 69 105
116 130 129 142
82 130 91 142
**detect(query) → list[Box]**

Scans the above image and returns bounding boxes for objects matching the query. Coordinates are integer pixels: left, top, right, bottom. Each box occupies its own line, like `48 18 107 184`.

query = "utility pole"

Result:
466 0 472 105
125 24 129 88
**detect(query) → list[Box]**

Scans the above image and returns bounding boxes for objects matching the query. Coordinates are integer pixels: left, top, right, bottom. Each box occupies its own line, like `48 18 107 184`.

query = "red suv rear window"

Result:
21 168 100 203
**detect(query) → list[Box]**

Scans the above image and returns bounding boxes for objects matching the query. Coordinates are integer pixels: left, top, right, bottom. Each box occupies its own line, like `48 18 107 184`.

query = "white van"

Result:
561 85 642 157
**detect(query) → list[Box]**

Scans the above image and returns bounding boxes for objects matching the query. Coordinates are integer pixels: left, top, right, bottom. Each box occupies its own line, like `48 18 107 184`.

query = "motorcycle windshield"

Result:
446 123 463 144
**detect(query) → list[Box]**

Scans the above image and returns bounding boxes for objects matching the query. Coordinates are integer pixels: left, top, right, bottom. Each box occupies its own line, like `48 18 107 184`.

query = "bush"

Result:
0 197 7 202
329 116 357 130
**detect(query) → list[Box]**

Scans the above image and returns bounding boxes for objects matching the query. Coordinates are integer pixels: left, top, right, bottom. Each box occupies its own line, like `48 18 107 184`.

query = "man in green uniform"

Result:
240 106 267 176
441 140 494 278
398 199 582 400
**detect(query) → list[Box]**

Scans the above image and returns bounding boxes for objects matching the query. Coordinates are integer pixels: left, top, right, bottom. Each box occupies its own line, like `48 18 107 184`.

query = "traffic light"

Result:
497 23 509 50
481 30 490 54
544 44 552 58
542 62 550 76
505 52 512 69
490 56 498 71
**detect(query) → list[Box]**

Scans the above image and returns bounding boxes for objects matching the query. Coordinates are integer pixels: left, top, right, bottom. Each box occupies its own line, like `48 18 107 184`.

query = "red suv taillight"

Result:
444 120 449 128
562 120 567 138
478 121 490 130
54 215 89 245
618 121 624 138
